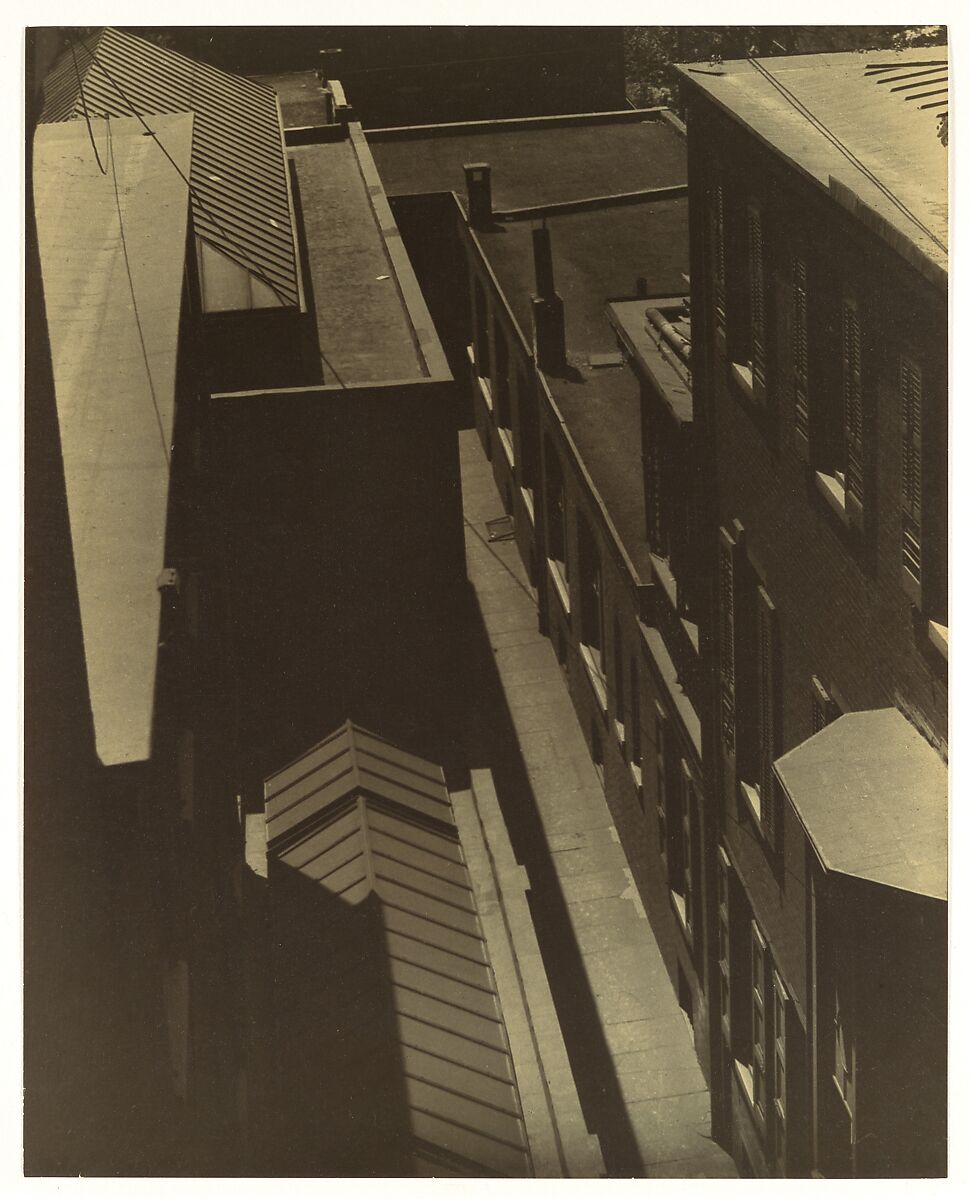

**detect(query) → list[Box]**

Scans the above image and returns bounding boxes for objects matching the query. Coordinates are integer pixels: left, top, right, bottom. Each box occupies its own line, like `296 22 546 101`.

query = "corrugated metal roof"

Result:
40 28 301 311
264 722 533 1176
775 708 947 901
675 48 948 276
32 114 193 766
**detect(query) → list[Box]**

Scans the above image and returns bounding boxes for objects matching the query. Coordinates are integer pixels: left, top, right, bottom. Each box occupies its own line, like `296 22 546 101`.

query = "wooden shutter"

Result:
757 586 779 847
792 254 809 454
749 206 767 393
655 702 669 865
712 176 727 344
811 675 840 734
682 764 694 935
772 971 789 1171
900 355 923 600
842 300 865 524
718 527 737 754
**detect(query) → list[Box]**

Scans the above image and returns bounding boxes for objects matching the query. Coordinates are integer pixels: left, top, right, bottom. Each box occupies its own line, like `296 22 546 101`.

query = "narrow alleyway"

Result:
459 429 736 1178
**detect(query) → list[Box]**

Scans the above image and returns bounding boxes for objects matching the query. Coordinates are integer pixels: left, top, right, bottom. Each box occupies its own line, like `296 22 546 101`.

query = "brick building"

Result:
676 48 948 1177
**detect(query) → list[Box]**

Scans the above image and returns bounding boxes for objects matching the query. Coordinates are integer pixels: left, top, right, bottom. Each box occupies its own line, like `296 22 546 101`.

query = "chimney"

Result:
531 224 566 374
464 163 492 230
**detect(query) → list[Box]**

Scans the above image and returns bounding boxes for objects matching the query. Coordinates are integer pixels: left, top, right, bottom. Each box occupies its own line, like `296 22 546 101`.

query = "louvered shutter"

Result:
792 255 809 453
718 527 737 754
757 586 779 848
900 355 923 600
712 177 727 343
749 206 767 393
842 301 865 524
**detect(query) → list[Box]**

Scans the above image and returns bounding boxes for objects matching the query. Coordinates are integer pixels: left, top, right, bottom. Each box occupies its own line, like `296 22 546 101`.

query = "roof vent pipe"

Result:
464 162 492 230
533 225 556 300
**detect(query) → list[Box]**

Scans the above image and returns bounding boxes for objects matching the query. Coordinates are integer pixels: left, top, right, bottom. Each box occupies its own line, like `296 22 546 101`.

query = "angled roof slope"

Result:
33 114 193 766
676 47 948 279
775 708 947 901
264 722 533 1177
41 27 301 310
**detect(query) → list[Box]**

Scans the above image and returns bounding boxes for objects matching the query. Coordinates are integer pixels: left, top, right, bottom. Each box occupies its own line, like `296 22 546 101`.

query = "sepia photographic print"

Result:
23 19 949 1179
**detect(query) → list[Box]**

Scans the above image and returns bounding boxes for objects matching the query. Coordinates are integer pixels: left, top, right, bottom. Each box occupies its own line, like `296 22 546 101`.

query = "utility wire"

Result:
747 56 947 255
72 34 349 388
71 42 106 174
106 115 171 468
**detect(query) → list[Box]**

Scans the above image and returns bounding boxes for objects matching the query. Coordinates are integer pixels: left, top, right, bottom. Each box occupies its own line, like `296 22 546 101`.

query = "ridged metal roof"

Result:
264 721 533 1177
40 28 301 309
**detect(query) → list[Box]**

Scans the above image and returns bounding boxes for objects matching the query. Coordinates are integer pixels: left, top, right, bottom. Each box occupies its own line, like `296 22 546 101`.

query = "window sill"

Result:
814 471 851 527
671 888 689 935
497 424 515 468
739 779 763 825
580 642 608 713
729 360 756 402
547 558 570 616
928 620 949 662
629 759 643 797
613 718 626 753
520 486 535 526
734 1059 756 1110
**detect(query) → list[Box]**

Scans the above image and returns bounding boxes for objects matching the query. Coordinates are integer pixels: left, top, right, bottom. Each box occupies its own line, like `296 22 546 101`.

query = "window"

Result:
751 923 768 1119
656 702 669 867
842 298 865 524
833 985 854 1112
681 766 700 942
544 444 569 609
612 618 625 742
773 972 789 1170
711 173 727 345
518 368 540 492
901 354 923 602
748 204 767 397
811 675 841 734
755 586 780 848
494 323 512 439
717 527 737 755
717 847 732 1038
578 515 606 709
473 277 490 381
667 758 689 932
792 254 809 446
629 655 643 793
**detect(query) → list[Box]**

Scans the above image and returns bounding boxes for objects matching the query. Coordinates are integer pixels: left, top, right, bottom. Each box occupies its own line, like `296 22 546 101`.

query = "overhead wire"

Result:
105 114 172 468
71 33 349 388
71 42 107 174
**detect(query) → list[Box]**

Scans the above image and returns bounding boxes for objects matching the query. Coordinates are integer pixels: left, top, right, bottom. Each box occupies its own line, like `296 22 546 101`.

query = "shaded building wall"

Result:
209 379 465 790
683 89 948 1177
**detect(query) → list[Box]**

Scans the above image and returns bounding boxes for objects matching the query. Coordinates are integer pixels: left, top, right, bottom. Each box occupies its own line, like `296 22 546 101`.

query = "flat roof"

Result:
775 708 947 901
252 69 332 128
289 129 438 384
33 114 193 767
477 197 689 576
370 114 687 210
675 48 947 277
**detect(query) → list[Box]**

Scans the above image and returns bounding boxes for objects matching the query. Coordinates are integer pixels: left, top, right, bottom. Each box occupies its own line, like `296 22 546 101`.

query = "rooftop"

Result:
775 708 947 902
608 298 692 424
370 112 686 210
477 195 689 576
41 27 302 311
675 48 948 278
262 721 533 1175
251 68 333 128
284 126 446 386
33 114 193 767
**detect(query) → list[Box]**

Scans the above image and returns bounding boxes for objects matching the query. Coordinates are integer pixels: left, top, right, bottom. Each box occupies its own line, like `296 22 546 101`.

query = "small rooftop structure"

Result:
41 27 302 311
675 48 948 281
775 708 947 902
262 722 543 1175
33 114 193 766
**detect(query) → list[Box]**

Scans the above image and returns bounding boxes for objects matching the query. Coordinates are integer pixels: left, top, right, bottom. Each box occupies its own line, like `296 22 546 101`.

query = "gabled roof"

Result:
775 708 948 902
40 27 301 311
263 722 533 1176
33 114 193 766
675 48 948 281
